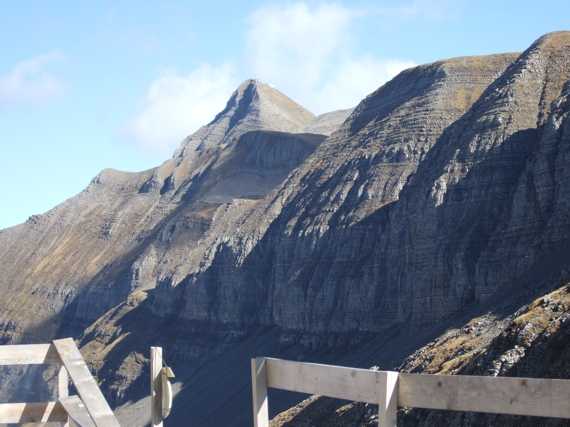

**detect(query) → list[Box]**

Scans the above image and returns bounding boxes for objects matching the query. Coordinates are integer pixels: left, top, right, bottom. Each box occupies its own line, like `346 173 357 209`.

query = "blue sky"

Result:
1 0 569 229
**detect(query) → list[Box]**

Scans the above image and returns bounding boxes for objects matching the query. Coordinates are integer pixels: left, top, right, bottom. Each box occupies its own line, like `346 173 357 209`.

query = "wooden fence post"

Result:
58 365 69 427
378 371 399 427
251 358 269 427
151 347 163 427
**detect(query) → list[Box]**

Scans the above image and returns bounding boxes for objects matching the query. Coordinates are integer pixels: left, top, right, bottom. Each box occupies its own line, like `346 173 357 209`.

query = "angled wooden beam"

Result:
53 338 121 427
60 396 96 427
0 401 67 424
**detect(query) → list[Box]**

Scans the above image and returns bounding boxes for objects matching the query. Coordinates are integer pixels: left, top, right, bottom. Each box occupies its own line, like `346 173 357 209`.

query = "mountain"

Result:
234 53 518 336
1 31 570 427
271 31 570 426
0 79 317 344
378 31 570 324
0 78 333 422
77 51 517 426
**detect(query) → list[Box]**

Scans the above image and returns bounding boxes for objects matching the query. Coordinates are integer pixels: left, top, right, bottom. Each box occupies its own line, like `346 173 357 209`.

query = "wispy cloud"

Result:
245 2 416 113
0 51 65 106
124 63 238 154
126 1 422 153
316 56 417 111
246 2 355 105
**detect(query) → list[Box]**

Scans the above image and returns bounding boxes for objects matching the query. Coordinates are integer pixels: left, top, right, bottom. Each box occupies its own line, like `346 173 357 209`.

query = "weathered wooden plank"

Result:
58 366 69 398
0 401 67 423
264 358 570 419
58 366 70 427
53 338 121 427
59 396 96 427
378 371 398 427
251 358 269 427
265 358 380 404
399 373 570 419
0 343 60 365
150 346 163 427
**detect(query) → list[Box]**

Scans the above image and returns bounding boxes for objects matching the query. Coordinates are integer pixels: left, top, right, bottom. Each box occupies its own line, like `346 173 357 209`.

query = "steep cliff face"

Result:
270 31 570 426
376 32 570 324
259 32 570 337
244 53 519 335
172 53 516 338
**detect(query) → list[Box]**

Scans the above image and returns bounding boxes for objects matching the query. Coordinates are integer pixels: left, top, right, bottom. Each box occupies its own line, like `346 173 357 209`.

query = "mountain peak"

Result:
235 78 264 91
501 30 570 126
175 79 314 158
209 78 315 134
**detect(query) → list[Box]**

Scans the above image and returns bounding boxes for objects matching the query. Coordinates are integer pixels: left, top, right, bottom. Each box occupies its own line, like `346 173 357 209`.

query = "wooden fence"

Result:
0 338 120 426
251 357 570 427
0 340 175 427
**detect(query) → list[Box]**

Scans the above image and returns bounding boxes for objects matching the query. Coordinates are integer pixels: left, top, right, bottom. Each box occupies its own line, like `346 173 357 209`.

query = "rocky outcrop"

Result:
399 287 570 427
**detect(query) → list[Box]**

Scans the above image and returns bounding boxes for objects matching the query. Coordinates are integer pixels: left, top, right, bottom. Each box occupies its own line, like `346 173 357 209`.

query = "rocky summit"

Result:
1 31 570 427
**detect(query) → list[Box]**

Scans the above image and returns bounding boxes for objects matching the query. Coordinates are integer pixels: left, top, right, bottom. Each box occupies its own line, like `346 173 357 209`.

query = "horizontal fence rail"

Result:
398 372 570 419
0 343 61 365
265 358 379 402
252 357 570 427
0 401 68 424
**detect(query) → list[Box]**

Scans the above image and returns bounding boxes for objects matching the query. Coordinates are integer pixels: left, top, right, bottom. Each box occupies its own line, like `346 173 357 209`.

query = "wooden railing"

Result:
251 357 570 427
0 338 120 426
0 340 175 427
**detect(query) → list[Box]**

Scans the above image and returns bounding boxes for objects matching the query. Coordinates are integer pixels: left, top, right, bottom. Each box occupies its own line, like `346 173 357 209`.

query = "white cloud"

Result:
245 2 416 113
315 56 417 112
246 3 354 99
0 51 65 105
126 2 420 154
125 63 238 153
